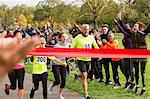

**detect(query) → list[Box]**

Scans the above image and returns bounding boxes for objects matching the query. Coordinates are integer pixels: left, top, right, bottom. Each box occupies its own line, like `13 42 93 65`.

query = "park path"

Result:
0 73 84 99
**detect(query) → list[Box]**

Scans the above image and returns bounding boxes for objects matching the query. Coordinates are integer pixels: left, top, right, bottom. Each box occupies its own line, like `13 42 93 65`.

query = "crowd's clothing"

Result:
99 32 112 83
88 35 103 80
115 20 133 49
88 58 103 80
115 19 149 62
100 39 121 61
102 58 111 83
69 27 81 38
111 60 121 84
30 72 48 99
100 39 123 85
52 65 66 88
116 19 149 89
52 41 70 65
131 31 148 62
32 56 56 74
123 58 134 82
30 56 55 99
15 60 24 69
71 34 99 61
20 28 26 38
133 62 146 87
100 34 108 42
32 56 48 74
26 27 36 36
51 40 70 90
8 68 25 90
115 20 134 83
77 60 91 73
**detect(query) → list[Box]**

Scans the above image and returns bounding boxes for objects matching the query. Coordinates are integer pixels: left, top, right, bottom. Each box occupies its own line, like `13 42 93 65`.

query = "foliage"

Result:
1 0 150 30
18 14 27 28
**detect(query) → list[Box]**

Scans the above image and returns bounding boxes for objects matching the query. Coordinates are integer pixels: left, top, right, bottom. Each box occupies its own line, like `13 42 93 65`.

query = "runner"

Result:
71 24 99 99
48 32 70 99
29 35 67 99
0 33 39 79
4 31 27 99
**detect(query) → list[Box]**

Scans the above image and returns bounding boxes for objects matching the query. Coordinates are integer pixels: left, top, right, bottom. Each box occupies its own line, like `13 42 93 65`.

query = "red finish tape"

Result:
29 48 150 58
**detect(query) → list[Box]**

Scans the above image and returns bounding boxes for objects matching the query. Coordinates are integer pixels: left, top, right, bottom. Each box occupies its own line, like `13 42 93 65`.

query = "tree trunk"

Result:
93 15 97 29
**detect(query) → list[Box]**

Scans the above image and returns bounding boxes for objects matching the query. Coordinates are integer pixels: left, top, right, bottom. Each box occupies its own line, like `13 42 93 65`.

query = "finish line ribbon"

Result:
29 48 150 58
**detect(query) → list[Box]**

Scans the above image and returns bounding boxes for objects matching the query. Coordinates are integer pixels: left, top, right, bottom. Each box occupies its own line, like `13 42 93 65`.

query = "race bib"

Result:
84 44 91 49
36 56 47 63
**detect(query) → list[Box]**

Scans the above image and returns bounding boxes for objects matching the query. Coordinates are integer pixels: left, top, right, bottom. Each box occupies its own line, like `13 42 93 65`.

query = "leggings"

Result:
8 68 25 90
111 60 121 84
102 58 111 82
123 58 134 82
89 58 103 80
133 62 146 87
30 72 48 99
111 59 130 84
52 65 66 88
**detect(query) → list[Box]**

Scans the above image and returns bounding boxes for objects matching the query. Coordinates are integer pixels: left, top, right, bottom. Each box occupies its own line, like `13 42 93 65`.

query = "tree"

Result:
34 0 62 22
18 14 27 28
78 0 119 29
0 5 14 29
132 0 150 24
27 14 34 24
117 0 150 24
35 0 80 26
50 3 80 24
33 8 50 21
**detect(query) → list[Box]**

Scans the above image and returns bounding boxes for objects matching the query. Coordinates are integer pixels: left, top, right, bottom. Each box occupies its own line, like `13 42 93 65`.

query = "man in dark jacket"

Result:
100 24 112 85
26 24 36 37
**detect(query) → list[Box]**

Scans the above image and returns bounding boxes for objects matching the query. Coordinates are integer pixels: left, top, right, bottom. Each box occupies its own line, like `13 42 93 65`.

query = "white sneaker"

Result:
114 85 120 89
48 84 53 94
58 95 65 99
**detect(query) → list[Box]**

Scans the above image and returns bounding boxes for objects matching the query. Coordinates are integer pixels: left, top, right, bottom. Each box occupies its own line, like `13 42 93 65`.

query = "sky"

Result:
0 0 84 7
0 0 119 7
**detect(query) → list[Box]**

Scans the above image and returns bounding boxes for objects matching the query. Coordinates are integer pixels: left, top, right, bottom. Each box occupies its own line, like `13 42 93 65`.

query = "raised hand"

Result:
116 11 122 20
0 36 40 78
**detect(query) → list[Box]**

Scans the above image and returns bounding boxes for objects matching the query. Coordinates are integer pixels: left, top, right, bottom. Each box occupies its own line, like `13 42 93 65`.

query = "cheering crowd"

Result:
0 11 150 99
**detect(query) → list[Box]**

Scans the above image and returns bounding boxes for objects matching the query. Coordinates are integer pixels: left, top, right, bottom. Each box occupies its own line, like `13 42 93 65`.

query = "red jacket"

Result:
100 40 121 61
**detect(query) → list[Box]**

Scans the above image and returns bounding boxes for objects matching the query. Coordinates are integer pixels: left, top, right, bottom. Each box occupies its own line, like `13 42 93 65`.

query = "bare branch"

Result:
78 13 92 18
98 1 107 16
81 0 95 12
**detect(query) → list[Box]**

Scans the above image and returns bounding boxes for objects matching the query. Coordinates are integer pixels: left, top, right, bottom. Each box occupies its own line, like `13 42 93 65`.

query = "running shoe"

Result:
5 84 10 95
124 82 131 89
58 95 65 99
129 83 136 90
114 84 120 89
85 95 91 99
140 89 146 96
135 86 140 94
48 84 53 94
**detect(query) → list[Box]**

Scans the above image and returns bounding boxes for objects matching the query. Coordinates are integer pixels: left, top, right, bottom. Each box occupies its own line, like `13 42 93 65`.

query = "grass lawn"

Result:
25 34 150 99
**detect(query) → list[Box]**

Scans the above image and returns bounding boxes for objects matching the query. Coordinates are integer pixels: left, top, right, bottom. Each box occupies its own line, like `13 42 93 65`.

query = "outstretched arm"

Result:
48 56 67 67
0 36 39 78
115 12 131 36
114 19 130 36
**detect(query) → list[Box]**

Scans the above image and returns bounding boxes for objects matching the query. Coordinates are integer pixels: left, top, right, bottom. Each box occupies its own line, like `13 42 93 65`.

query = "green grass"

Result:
25 34 150 99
